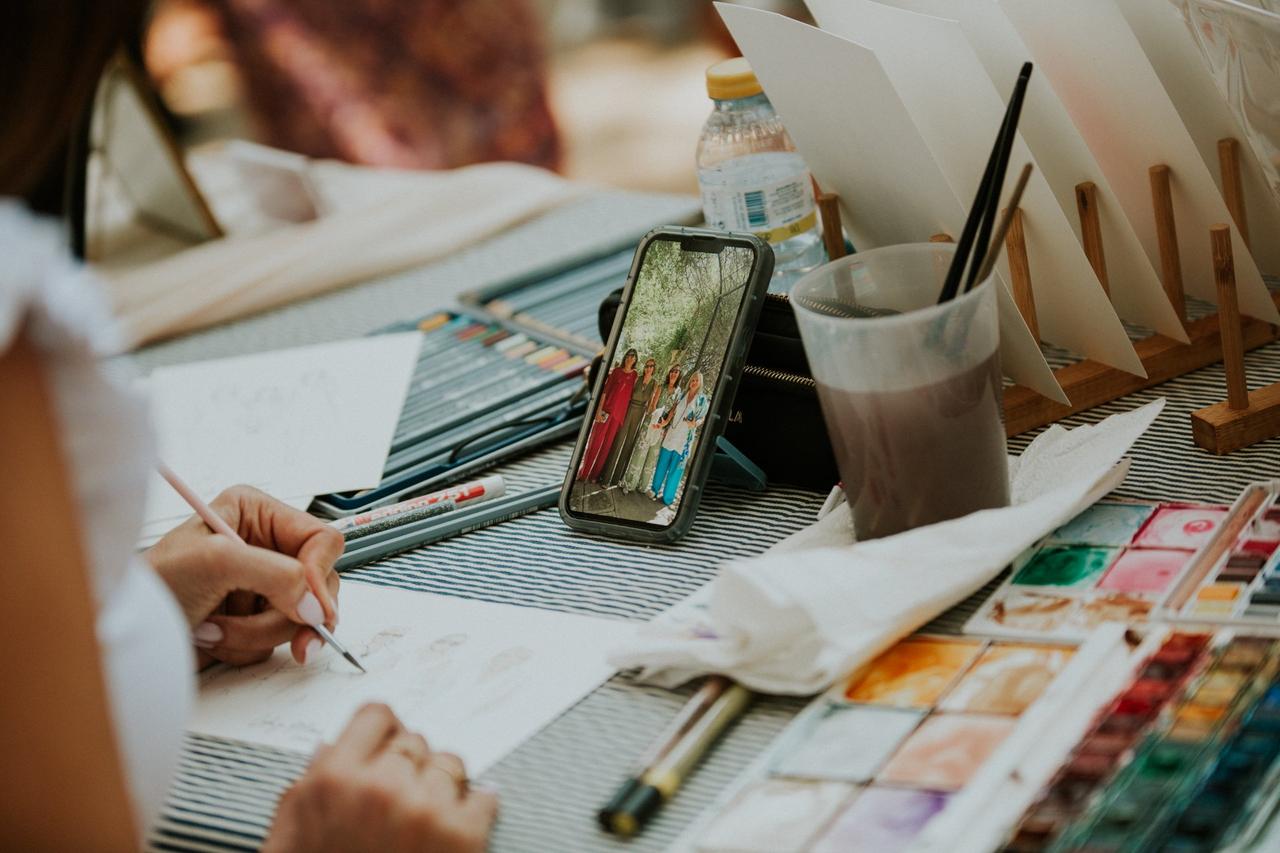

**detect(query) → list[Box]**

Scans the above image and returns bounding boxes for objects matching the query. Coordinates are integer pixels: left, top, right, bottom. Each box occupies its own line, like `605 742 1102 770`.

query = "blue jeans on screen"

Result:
651 448 685 505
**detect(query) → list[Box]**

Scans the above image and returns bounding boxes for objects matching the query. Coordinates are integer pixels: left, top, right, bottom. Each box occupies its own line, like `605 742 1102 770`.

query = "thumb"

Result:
205 538 328 628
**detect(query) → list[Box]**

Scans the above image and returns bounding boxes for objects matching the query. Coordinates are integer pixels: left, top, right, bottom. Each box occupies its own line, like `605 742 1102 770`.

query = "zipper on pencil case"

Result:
742 363 816 390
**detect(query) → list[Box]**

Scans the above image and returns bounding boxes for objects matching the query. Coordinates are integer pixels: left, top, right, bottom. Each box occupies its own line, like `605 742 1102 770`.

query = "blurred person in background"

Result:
149 0 561 170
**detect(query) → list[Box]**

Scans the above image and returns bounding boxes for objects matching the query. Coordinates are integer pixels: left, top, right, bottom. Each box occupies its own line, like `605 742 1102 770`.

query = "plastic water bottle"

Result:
696 57 826 291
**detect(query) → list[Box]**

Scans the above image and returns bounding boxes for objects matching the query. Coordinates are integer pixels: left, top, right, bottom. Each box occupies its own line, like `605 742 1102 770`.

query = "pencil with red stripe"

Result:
329 475 505 538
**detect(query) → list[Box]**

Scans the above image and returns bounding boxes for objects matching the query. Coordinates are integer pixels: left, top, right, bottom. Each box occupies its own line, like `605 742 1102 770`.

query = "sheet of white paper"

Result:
189 583 634 773
1001 0 1280 324
808 0 1145 376
862 0 1188 344
1115 0 1280 275
715 4 1067 403
142 333 421 526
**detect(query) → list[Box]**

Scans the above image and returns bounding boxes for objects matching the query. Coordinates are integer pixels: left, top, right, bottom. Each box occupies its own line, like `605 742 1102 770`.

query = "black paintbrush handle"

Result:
966 63 1033 293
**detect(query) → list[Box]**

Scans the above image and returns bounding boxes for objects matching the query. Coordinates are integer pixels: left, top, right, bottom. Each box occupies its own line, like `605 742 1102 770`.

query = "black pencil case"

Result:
598 289 838 492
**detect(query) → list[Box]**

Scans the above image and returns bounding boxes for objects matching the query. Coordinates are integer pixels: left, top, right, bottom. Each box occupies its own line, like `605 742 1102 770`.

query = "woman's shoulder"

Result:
0 201 122 356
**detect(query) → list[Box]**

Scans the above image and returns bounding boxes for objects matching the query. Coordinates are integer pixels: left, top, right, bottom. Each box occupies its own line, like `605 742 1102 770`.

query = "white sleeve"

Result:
2 201 194 838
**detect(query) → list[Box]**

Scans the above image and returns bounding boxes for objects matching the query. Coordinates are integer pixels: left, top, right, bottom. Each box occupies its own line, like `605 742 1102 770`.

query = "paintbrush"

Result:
937 62 1033 304
157 462 366 673
970 162 1035 288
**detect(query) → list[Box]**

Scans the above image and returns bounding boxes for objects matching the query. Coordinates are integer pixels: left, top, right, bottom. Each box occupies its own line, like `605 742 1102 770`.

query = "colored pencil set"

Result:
313 309 591 516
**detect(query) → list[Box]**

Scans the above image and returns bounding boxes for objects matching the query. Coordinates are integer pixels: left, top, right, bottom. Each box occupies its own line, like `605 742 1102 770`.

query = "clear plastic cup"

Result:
792 242 1009 540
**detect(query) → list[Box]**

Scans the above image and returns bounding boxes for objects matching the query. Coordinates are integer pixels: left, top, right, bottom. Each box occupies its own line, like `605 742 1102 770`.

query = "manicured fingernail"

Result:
472 782 500 796
193 621 223 648
304 638 323 664
297 591 325 627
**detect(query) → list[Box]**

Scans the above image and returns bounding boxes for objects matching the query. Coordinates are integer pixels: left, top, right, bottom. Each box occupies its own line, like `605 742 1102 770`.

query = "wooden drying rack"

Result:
979 137 1280 449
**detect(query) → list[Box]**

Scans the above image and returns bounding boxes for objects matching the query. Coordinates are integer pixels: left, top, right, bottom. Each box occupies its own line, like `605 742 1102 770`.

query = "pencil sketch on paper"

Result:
189 582 634 775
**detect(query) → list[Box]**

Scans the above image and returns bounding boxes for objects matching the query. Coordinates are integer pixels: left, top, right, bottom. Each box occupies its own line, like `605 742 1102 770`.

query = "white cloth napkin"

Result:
610 399 1165 694
99 155 584 349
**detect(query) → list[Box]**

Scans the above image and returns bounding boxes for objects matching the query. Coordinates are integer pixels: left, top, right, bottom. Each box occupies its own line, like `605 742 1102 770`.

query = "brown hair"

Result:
0 2 148 199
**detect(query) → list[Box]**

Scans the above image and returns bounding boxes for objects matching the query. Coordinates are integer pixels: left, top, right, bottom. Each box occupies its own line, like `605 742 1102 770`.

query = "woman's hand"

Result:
146 485 343 669
263 704 498 853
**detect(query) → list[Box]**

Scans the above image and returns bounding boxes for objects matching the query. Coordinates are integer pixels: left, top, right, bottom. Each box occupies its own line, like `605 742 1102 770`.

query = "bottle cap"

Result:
706 57 763 101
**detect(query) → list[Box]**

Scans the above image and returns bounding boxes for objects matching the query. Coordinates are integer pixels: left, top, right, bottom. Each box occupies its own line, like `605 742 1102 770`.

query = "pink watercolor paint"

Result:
1097 549 1190 594
1240 539 1280 558
1132 505 1229 550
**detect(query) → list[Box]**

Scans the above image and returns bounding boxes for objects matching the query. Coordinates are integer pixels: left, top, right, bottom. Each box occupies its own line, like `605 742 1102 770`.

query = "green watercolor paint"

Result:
1011 546 1118 588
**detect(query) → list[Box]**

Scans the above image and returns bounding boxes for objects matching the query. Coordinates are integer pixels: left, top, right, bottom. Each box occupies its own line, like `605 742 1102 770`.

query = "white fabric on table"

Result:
610 400 1164 694
1 201 192 837
99 152 585 349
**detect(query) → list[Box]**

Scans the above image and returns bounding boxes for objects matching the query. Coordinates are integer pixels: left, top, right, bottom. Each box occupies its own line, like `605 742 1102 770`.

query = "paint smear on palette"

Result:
844 638 982 708
811 787 950 853
1254 510 1280 541
938 645 1074 715
1069 593 1153 629
1011 546 1118 588
1097 548 1190 594
1132 505 1229 550
1049 502 1157 546
990 590 1077 632
695 779 854 853
877 714 1015 790
773 704 923 782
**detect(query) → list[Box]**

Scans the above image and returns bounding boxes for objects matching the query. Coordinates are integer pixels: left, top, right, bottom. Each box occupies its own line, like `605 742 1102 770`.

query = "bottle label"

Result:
698 153 817 245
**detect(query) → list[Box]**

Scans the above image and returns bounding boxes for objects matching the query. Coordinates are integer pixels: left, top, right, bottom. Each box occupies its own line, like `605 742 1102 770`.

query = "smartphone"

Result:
559 226 774 543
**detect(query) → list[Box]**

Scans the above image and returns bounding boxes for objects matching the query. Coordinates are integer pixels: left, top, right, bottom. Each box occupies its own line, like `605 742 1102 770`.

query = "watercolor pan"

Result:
686 634 1084 853
696 779 854 853
810 787 949 853
1002 628 1280 853
770 705 922 782
966 499 1228 642
1157 481 1280 628
842 637 982 708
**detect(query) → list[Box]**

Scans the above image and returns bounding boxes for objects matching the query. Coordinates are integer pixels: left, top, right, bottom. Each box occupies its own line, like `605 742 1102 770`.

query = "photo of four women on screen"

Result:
574 348 710 522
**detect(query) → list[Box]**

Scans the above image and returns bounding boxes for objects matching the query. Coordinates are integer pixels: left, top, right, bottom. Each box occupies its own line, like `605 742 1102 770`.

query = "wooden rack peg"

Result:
1189 225 1280 454
1004 162 1280 438
1075 181 1109 296
815 191 846 261
1218 138 1250 248
1149 164 1187 326
1003 207 1039 342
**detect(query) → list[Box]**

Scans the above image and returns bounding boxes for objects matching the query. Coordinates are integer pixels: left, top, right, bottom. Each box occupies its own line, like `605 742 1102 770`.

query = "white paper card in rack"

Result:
1115 0 1280 276
862 0 1188 344
1000 0 1279 324
806 0 1145 377
715 3 1067 404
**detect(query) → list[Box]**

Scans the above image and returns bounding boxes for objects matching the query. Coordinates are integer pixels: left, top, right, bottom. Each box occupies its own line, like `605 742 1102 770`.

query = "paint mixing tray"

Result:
964 499 1231 641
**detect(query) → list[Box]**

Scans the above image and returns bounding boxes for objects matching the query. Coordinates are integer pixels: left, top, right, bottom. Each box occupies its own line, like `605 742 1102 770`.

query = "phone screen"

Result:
566 234 761 529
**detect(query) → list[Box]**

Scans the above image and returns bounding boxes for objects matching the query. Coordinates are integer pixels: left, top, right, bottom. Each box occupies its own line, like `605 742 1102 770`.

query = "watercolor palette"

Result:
966 500 1230 640
1160 482 1280 626
1001 627 1280 852
685 635 1077 853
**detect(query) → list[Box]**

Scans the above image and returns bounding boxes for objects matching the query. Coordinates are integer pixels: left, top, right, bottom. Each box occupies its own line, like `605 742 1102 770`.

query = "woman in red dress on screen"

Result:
577 349 639 483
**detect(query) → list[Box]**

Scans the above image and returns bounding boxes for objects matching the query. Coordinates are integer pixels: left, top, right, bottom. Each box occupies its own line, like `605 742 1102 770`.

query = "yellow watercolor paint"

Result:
1197 583 1242 602
844 638 982 708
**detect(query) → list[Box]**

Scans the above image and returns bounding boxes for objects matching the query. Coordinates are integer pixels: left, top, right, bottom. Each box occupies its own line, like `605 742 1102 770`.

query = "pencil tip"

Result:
347 653 368 674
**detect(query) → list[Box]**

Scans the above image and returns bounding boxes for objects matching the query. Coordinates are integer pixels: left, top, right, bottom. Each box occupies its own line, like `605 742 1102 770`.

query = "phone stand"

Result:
709 436 768 492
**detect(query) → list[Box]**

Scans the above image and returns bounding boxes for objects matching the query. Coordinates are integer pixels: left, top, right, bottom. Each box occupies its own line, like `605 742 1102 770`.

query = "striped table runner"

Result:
135 195 1280 851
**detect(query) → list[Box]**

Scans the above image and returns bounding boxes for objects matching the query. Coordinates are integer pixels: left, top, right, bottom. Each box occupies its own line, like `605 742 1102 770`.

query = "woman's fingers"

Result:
331 703 403 763
197 608 296 654
212 486 344 624
421 752 467 800
198 537 322 628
